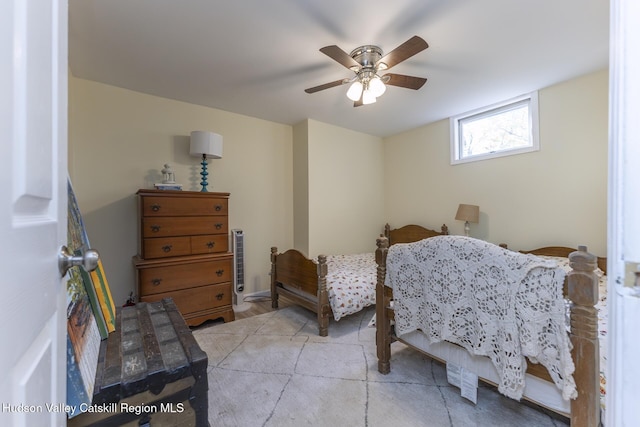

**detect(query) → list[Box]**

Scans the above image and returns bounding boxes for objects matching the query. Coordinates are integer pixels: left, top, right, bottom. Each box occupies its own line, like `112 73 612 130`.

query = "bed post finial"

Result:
568 246 600 427
376 236 389 286
441 224 449 235
377 235 389 250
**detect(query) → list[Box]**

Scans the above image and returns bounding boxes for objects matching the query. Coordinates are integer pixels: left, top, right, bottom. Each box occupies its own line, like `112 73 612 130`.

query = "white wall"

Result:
68 77 294 306
384 69 608 255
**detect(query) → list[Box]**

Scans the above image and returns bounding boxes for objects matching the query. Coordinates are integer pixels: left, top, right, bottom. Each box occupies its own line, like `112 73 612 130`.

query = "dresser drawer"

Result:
138 257 232 295
140 283 232 315
139 259 232 295
191 234 228 254
142 216 228 238
142 236 192 259
142 234 228 258
142 196 228 217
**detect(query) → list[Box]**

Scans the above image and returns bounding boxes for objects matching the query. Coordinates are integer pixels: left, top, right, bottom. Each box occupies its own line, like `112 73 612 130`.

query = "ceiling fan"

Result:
305 35 429 106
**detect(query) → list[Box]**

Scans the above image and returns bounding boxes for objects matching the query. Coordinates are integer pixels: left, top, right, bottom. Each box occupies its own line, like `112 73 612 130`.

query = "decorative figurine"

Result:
161 163 176 184
155 163 182 190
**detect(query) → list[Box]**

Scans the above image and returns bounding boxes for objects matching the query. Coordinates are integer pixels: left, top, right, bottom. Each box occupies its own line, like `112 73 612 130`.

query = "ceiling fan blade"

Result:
376 36 429 70
320 45 360 70
304 79 348 94
353 98 363 107
383 73 427 90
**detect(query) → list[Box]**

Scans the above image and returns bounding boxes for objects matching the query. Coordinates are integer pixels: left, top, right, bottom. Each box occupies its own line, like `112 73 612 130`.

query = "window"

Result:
450 92 539 164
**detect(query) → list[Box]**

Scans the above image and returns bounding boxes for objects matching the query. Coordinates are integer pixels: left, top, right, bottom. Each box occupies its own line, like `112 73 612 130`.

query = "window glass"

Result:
450 93 539 164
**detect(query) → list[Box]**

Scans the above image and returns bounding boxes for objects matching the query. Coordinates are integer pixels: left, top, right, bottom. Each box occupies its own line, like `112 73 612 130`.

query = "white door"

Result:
0 1 68 426
608 0 640 425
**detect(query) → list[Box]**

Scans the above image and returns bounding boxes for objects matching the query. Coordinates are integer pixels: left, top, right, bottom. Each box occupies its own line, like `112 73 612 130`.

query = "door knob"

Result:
58 246 100 277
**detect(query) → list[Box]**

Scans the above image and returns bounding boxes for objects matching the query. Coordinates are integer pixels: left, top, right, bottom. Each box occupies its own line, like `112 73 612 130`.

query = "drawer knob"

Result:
216 269 224 276
216 293 224 300
151 278 162 286
150 225 161 233
162 244 172 253
215 204 223 212
215 223 223 230
151 204 161 212
206 241 215 249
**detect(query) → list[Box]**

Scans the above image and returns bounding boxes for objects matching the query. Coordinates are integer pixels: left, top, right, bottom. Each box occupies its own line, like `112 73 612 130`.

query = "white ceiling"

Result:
68 0 609 138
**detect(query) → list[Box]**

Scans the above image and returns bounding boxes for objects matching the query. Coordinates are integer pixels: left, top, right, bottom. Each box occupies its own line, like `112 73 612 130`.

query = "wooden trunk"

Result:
68 299 209 427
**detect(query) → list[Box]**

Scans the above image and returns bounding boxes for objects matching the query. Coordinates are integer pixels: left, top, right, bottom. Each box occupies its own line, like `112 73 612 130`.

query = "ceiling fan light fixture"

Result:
346 81 363 101
306 36 429 107
369 75 386 97
362 88 377 105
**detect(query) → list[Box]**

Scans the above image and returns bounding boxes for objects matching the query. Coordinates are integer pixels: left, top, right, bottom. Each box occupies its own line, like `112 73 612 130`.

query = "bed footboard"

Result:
270 247 330 336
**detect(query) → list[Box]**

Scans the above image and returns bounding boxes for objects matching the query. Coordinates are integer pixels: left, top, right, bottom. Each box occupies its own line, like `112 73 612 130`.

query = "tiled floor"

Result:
193 305 569 427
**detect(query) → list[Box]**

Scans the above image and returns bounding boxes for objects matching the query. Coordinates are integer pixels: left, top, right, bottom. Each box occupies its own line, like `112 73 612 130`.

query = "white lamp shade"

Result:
190 131 223 159
346 81 363 101
362 89 377 105
369 76 386 97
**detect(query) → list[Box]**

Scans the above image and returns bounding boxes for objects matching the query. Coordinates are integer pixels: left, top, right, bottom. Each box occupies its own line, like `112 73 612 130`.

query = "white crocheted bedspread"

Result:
385 235 576 401
326 253 376 321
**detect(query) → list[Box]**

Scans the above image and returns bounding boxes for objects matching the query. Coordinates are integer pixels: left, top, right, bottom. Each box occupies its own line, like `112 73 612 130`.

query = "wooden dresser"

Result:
133 189 235 326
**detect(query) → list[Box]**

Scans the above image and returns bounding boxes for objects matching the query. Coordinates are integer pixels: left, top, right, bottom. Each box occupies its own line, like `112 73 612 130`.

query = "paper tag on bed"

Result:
446 363 478 404
460 369 478 404
446 363 462 388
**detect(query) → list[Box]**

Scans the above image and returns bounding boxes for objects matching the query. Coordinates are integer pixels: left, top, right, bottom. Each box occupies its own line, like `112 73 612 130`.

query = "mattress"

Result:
397 330 572 415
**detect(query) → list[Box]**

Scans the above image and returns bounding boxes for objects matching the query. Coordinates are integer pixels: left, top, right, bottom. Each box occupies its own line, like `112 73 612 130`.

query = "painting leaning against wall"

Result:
65 178 104 418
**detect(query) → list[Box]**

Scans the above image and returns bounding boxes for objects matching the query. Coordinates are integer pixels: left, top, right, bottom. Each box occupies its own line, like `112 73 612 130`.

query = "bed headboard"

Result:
384 223 449 246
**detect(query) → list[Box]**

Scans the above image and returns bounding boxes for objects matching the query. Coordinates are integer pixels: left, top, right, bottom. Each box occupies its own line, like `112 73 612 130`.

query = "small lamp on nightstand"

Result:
190 131 223 192
455 204 480 237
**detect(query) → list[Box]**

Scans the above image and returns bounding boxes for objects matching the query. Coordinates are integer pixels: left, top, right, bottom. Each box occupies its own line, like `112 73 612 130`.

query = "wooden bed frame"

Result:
375 238 604 426
270 223 449 336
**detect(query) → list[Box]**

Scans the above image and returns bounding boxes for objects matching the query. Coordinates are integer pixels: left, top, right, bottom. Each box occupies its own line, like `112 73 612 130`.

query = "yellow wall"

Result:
69 69 608 306
292 121 310 253
384 69 608 255
69 77 294 305
306 119 385 256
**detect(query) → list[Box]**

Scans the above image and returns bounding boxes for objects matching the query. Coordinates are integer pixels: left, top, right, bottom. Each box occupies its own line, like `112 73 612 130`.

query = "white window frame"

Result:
450 92 540 165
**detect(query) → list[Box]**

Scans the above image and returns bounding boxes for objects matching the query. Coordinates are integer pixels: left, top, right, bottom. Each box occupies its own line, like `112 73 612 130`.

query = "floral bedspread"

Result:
595 272 608 414
325 253 377 321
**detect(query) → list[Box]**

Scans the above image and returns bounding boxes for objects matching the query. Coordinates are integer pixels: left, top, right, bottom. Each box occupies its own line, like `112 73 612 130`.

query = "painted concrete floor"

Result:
193 305 569 427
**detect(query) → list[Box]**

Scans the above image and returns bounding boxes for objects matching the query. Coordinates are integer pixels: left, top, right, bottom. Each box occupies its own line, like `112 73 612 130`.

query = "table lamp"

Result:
190 131 223 192
455 204 480 237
